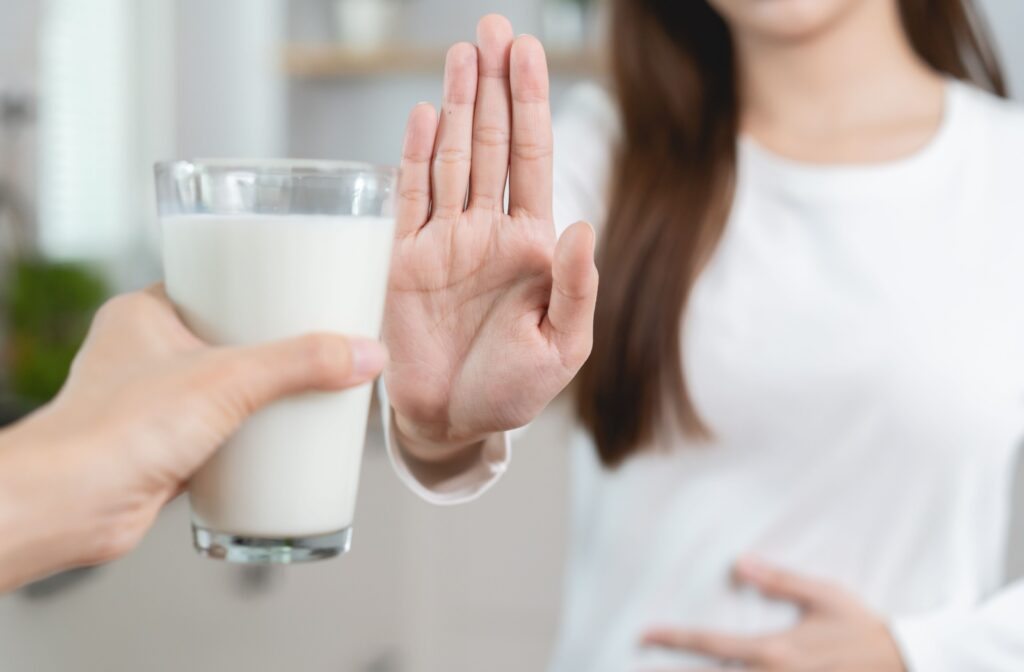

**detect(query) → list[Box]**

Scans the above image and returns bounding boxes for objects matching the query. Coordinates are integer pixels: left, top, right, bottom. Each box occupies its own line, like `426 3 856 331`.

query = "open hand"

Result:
382 15 598 456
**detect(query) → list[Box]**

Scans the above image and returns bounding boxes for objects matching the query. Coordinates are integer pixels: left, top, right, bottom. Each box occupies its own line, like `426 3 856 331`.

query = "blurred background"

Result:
0 1 1022 671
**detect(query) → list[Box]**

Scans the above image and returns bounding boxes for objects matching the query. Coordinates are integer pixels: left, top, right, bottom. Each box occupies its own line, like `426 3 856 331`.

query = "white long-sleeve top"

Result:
382 79 1024 671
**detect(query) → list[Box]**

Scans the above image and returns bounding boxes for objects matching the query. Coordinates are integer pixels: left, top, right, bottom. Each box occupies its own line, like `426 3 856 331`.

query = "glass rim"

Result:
154 158 399 179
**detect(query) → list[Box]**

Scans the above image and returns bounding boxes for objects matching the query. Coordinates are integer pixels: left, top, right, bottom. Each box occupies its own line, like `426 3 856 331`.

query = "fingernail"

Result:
349 338 388 378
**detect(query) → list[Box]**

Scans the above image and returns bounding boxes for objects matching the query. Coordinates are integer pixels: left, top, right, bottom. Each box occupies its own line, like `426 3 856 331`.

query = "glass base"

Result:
192 525 352 564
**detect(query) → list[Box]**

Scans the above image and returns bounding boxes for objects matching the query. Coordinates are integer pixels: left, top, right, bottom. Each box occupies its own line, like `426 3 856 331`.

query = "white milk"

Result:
161 214 395 538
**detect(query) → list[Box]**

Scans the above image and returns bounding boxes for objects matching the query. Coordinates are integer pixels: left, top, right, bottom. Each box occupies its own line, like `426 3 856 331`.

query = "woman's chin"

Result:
707 0 866 42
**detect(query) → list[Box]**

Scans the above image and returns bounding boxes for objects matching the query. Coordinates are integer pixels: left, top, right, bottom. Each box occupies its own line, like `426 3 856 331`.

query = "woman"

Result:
382 1 1024 670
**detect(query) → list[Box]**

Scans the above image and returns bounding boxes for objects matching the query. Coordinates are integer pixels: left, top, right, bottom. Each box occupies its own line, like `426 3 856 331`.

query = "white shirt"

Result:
382 80 1024 671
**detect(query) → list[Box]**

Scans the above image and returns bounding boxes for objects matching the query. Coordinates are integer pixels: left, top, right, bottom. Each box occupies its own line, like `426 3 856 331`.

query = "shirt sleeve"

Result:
891 580 1024 671
382 83 617 505
378 379 512 505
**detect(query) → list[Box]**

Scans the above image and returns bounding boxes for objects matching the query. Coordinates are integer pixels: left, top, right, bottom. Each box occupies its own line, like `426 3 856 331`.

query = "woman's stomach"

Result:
548 432 1012 671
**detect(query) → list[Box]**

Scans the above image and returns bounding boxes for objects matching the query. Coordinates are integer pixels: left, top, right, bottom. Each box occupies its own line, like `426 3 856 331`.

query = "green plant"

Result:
4 258 109 405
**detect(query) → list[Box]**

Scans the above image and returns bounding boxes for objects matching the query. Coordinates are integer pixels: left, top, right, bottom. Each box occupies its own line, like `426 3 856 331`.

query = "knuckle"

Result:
444 93 475 110
554 281 587 303
399 186 430 203
469 192 503 210
431 204 463 220
473 124 510 148
401 149 432 164
477 64 507 79
299 333 349 376
94 293 142 322
434 146 470 166
512 138 552 162
513 88 548 104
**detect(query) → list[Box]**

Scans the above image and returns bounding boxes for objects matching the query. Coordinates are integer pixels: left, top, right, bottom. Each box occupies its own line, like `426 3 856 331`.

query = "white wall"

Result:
175 0 287 159
0 2 40 87
980 0 1024 96
286 0 577 166
0 0 41 249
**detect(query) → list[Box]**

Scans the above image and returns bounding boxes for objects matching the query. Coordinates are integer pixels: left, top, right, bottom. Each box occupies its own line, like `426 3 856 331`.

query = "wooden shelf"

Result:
284 44 602 78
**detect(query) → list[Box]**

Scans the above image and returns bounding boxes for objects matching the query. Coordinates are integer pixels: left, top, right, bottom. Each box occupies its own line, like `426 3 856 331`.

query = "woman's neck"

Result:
735 0 946 163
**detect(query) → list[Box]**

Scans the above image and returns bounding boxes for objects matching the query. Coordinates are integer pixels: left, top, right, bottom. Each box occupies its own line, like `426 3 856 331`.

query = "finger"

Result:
223 334 386 412
734 556 845 612
468 14 514 210
508 35 553 219
432 42 478 217
641 628 766 665
396 102 439 236
543 221 598 367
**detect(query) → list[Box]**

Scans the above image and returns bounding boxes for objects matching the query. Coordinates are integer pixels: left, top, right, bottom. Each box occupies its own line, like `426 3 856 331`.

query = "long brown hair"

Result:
576 0 1007 467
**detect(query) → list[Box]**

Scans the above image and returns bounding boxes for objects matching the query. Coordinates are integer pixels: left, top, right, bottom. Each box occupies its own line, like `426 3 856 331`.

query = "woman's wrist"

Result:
392 412 492 465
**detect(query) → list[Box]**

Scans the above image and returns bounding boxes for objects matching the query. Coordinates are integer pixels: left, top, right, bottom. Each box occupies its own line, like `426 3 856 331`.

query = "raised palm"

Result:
383 15 598 449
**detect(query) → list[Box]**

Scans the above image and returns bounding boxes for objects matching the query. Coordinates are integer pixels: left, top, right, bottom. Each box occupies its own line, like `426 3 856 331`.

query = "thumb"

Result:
218 333 387 413
544 221 598 366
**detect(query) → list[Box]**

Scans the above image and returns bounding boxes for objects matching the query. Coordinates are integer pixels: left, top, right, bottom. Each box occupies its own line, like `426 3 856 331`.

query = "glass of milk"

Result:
154 159 397 563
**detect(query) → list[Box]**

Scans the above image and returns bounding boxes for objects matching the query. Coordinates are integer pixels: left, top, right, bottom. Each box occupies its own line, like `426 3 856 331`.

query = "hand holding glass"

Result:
155 160 397 563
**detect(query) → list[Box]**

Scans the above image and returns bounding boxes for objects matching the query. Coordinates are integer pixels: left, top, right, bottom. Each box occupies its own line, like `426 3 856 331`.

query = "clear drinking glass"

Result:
155 159 398 563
